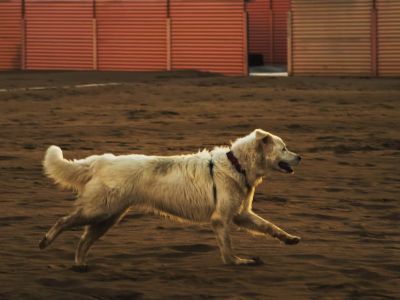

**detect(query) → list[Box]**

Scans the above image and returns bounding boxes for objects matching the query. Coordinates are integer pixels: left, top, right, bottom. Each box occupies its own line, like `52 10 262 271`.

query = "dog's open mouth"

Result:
278 161 293 174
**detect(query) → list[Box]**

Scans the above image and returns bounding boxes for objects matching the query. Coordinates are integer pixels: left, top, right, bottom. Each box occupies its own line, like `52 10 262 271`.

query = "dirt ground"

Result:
0 71 399 299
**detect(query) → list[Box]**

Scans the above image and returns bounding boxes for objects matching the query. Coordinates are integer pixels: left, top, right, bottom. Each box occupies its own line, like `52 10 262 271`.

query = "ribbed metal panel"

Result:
25 0 94 70
246 0 271 64
272 0 290 64
0 0 22 70
170 0 247 75
377 0 400 76
246 0 289 65
96 0 167 71
291 0 373 76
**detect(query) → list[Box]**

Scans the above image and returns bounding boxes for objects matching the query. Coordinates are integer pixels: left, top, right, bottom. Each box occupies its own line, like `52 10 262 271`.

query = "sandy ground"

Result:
0 71 399 299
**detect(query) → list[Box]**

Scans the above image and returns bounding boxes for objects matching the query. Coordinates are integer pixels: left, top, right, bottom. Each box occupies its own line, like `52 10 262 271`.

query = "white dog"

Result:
39 129 301 268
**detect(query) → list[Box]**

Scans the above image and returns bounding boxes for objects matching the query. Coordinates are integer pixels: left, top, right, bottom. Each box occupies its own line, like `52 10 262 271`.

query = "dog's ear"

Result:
254 129 271 144
261 135 270 145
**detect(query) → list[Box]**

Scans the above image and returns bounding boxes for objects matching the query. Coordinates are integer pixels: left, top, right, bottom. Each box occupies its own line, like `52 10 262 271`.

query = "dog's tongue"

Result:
278 161 293 173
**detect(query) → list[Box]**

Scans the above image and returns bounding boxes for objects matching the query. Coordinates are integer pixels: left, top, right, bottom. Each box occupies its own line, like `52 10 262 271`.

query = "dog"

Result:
39 129 301 267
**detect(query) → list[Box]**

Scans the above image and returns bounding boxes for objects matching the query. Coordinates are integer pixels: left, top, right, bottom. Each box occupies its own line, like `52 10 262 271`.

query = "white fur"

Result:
39 129 302 267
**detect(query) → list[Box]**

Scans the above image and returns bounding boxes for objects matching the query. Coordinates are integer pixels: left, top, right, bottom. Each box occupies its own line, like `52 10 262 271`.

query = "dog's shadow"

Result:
159 243 217 259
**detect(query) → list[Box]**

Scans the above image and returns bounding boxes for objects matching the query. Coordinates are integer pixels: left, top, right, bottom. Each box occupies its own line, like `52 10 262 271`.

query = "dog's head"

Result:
254 129 301 174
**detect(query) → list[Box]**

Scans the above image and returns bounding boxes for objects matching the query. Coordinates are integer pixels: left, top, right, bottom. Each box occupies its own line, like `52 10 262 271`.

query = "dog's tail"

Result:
43 145 92 192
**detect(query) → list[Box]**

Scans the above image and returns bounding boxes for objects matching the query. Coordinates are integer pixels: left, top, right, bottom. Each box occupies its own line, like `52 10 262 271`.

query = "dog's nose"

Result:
297 155 302 161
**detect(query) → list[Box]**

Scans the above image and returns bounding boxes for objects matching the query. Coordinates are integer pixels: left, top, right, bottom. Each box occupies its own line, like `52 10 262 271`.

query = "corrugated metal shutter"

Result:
272 0 290 64
291 0 373 76
96 0 167 71
377 0 400 76
246 0 289 65
0 0 22 70
246 0 271 64
25 0 94 70
170 0 247 76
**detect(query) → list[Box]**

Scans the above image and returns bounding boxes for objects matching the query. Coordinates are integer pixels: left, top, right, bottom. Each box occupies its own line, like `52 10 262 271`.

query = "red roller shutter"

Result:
377 0 400 76
246 0 271 64
0 0 22 70
272 0 290 64
291 0 373 76
246 0 289 65
25 0 94 70
96 0 167 71
170 0 247 76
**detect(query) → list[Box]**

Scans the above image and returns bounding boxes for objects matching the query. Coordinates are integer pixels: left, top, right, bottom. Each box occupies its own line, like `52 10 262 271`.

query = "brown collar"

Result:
226 150 251 190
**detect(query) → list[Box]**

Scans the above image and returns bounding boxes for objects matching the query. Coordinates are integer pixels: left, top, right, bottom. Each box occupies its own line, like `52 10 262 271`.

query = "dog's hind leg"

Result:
39 209 88 250
38 203 114 250
74 213 121 269
233 212 301 245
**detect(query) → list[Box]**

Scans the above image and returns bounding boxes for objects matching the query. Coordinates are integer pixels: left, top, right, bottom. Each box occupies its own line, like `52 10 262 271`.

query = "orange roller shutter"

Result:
170 0 247 76
377 0 400 76
25 0 94 70
291 0 373 76
96 0 167 71
0 0 22 70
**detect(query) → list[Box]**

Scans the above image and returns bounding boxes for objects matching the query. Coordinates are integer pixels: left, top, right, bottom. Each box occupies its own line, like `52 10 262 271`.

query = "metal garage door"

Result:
25 0 94 70
377 0 400 76
170 0 247 76
291 0 373 76
246 0 289 65
246 0 271 65
272 0 290 64
96 0 167 71
0 0 22 70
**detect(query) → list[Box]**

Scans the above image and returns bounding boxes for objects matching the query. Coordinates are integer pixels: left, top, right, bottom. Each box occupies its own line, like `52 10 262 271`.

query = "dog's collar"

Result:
226 150 251 190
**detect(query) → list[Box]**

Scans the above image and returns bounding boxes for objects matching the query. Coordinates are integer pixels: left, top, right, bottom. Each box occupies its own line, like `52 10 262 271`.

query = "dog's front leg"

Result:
211 213 260 265
234 212 301 245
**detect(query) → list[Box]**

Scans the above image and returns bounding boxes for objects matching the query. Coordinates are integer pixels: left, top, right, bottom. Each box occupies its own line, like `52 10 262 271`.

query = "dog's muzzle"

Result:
278 161 293 173
278 155 301 174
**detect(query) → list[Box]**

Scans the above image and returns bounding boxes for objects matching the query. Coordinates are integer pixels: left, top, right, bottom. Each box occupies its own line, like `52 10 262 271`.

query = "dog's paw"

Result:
227 256 264 266
249 256 264 265
284 235 301 245
71 264 89 273
38 236 49 250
